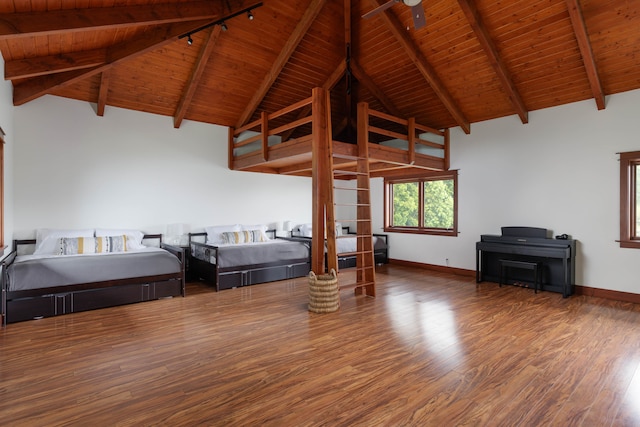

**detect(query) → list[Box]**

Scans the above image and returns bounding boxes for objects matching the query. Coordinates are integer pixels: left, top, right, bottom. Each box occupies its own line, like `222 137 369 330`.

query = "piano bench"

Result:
499 259 542 294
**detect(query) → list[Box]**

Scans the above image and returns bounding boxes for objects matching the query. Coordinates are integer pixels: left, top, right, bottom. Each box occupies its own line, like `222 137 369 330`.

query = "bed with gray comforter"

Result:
1 236 185 325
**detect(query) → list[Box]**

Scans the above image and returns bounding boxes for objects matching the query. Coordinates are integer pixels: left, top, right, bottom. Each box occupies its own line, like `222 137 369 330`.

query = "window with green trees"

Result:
385 171 458 236
620 151 640 248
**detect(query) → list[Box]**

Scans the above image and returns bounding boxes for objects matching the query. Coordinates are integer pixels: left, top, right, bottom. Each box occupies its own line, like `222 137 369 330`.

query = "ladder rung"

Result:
334 186 369 191
334 203 370 207
340 281 376 291
338 250 373 257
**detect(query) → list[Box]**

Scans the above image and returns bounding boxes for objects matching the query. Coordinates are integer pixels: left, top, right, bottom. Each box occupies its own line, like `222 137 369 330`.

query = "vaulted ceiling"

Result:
0 0 638 136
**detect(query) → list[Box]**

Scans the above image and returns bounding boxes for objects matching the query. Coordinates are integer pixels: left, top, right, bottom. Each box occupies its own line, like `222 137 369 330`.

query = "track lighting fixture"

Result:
179 2 262 44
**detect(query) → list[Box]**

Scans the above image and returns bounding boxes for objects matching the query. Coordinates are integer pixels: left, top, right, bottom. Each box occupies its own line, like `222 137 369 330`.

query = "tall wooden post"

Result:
311 87 335 274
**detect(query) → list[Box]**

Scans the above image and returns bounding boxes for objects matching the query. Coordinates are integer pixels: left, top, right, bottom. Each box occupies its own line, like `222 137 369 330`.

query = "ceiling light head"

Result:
221 22 228 31
247 10 254 20
403 0 422 5
187 34 193 45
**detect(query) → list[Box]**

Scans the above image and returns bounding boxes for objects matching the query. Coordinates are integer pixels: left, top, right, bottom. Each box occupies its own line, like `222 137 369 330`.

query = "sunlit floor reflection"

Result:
385 292 463 367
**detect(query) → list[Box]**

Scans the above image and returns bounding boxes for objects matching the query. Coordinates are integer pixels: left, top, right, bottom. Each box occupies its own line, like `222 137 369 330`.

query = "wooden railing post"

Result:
227 127 235 170
261 111 269 162
408 117 416 165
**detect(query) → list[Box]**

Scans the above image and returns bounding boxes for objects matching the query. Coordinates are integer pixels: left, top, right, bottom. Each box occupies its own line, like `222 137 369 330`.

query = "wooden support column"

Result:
311 87 335 274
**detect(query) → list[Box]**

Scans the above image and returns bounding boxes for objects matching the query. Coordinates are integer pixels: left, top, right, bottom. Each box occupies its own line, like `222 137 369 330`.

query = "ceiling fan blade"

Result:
362 0 400 19
411 3 426 29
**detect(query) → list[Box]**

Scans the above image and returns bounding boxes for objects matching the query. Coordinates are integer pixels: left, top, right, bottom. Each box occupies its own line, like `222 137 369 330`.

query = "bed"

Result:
188 225 311 291
1 229 185 325
291 224 389 269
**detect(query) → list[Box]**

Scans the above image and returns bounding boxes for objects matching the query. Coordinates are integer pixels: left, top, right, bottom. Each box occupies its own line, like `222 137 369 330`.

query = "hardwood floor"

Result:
2 265 640 426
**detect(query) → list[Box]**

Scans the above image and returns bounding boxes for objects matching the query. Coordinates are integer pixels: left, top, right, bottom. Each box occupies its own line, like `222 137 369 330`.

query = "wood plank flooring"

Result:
2 265 640 426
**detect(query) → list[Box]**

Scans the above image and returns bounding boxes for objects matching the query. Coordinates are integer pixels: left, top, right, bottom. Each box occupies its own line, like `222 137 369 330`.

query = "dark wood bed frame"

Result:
1 234 185 325
188 231 312 291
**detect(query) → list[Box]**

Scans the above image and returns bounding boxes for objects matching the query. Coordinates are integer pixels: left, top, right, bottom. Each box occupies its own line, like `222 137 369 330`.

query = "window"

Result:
384 170 458 236
620 151 640 248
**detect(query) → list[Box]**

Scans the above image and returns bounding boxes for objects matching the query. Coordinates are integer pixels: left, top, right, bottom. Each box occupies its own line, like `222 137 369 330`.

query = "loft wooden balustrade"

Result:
228 88 450 179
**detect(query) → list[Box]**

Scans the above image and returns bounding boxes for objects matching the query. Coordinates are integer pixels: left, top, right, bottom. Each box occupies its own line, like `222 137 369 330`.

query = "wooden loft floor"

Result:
2 267 640 425
228 88 450 179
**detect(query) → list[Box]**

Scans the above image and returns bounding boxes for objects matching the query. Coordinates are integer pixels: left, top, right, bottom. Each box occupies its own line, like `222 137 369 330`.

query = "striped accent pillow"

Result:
59 235 129 255
59 237 97 255
95 235 128 253
220 230 266 244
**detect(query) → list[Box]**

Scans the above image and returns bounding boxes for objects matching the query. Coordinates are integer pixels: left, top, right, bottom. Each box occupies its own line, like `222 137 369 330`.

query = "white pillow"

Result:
95 228 145 250
34 228 94 255
296 223 343 238
241 224 267 232
205 224 241 245
297 223 313 237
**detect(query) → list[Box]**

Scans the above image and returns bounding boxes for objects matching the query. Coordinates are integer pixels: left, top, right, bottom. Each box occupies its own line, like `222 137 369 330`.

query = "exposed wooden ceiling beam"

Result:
565 0 606 110
174 26 223 129
456 0 529 124
368 0 470 134
0 1 248 38
5 49 107 80
350 60 403 118
12 20 212 105
96 70 110 116
344 0 354 132
235 0 328 129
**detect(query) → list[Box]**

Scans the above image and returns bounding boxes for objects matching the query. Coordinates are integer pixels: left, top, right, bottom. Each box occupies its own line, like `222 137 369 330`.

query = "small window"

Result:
384 170 458 236
620 151 640 248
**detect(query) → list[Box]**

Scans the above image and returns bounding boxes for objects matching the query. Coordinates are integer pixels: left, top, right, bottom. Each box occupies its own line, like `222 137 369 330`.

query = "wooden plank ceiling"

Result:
0 0 638 136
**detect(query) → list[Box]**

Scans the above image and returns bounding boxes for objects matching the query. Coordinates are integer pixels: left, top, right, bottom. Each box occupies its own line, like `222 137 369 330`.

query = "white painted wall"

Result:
376 88 640 294
0 54 14 252
13 96 312 240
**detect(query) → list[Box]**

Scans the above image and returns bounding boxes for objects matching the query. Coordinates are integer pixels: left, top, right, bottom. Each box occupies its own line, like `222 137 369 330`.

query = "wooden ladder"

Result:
330 102 376 297
311 89 375 297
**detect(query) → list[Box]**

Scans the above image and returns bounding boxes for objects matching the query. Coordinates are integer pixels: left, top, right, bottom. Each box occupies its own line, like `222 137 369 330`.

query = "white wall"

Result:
378 88 640 294
0 54 14 252
13 96 312 239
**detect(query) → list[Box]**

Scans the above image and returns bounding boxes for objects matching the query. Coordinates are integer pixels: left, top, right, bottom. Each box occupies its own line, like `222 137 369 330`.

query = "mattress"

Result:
6 247 181 292
190 239 310 268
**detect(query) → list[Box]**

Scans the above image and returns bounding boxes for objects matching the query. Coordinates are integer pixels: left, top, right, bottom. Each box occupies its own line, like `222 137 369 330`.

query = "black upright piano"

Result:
476 227 576 298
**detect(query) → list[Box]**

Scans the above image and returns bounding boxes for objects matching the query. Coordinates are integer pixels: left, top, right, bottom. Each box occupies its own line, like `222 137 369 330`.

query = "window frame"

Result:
619 151 640 248
384 170 458 237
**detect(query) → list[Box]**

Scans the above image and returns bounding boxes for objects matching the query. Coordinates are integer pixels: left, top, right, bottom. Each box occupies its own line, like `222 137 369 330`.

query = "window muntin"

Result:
385 171 458 236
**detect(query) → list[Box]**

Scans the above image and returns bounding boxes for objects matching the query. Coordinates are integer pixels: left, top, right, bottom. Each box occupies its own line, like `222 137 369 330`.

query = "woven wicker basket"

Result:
308 269 339 313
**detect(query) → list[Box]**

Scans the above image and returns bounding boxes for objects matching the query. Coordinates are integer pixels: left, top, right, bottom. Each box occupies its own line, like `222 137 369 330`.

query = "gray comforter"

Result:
191 240 310 269
6 248 181 292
